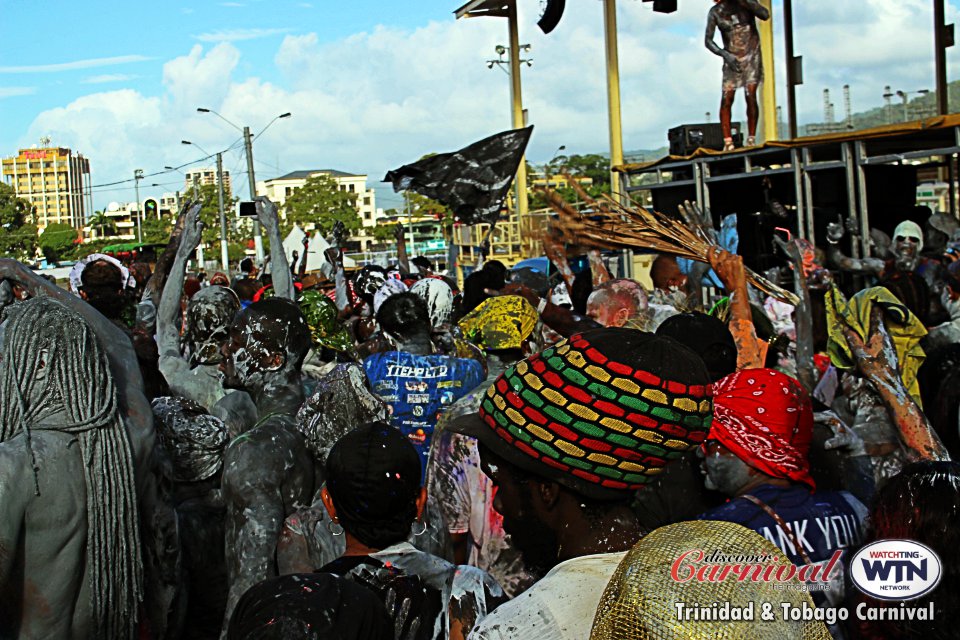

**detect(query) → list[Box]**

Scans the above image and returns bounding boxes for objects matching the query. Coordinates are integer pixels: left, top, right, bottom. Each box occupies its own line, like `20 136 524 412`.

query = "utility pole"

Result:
783 0 800 138
602 0 624 205
602 0 633 279
133 169 143 243
243 126 265 262
217 152 229 271
506 0 529 225
934 0 952 115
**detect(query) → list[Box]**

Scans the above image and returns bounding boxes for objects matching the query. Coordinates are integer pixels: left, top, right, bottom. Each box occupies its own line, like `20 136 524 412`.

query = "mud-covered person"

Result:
218 297 317 632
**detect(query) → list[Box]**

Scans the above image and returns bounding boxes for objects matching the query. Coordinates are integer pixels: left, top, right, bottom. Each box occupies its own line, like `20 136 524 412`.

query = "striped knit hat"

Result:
450 328 713 499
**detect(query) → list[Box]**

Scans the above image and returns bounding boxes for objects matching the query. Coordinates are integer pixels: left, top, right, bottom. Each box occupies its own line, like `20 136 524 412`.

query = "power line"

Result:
84 137 244 190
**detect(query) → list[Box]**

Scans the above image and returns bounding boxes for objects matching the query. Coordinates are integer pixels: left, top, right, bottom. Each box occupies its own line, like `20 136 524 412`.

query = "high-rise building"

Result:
184 167 232 196
1 146 91 230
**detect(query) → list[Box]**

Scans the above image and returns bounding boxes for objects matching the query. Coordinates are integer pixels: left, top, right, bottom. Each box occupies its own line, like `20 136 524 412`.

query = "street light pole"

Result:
217 152 229 271
242 126 264 262
133 169 143 243
197 109 291 262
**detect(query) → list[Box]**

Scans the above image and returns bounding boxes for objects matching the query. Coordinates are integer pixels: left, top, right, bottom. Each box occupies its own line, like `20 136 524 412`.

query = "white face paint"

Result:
698 443 754 495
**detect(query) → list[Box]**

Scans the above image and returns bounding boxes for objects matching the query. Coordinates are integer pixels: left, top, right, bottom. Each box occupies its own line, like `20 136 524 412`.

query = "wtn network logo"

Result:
850 540 942 601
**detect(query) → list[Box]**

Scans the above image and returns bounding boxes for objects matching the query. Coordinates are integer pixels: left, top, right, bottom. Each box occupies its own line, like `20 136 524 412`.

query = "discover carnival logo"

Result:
850 539 942 601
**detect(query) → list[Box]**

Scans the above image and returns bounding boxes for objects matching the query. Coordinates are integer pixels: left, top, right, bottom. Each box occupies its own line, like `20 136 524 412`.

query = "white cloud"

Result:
0 55 151 74
22 0 960 211
0 87 37 98
82 74 139 84
194 27 292 43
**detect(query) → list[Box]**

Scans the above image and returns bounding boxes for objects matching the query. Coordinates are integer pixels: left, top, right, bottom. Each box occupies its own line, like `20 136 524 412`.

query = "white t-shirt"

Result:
468 551 626 640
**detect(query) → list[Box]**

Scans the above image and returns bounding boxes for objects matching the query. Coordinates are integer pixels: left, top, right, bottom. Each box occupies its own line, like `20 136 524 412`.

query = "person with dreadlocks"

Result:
0 296 143 639
158 203 257 436
218 295 316 633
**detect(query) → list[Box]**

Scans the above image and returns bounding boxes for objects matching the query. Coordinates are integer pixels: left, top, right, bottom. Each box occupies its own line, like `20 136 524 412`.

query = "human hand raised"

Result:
332 221 347 248
178 202 204 255
254 196 280 234
841 307 901 386
826 221 845 244
817 411 868 457
707 247 746 292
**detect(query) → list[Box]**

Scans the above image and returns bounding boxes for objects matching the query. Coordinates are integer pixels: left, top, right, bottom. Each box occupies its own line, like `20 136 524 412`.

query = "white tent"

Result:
281 227 355 277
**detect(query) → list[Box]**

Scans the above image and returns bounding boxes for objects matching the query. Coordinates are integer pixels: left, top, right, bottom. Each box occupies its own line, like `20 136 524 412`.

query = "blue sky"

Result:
2 0 959 213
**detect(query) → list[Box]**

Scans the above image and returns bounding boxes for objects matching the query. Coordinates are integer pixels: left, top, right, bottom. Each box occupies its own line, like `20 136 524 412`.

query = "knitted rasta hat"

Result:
450 328 713 500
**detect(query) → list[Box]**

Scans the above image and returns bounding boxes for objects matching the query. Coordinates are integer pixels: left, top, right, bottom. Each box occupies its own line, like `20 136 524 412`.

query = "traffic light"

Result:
642 0 678 13
538 0 565 34
144 198 158 219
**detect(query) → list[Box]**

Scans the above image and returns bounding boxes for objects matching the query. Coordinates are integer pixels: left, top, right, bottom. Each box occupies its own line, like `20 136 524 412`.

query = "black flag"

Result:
383 126 533 225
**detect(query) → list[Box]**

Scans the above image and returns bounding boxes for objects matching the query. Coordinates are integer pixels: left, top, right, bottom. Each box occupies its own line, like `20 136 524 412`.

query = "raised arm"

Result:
142 205 188 308
157 203 203 360
298 235 309 280
327 222 350 311
739 0 769 20
708 248 765 370
825 221 885 275
842 308 949 461
395 223 411 275
255 196 293 300
776 237 817 392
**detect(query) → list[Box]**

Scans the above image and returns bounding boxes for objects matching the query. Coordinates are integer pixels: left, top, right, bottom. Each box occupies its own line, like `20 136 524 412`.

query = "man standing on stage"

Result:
705 0 770 150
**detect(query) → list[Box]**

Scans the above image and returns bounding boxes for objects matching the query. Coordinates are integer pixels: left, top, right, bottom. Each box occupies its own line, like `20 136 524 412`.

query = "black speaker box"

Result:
668 122 742 155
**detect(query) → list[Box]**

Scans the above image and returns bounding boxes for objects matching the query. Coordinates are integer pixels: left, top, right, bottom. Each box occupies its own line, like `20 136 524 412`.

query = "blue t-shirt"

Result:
364 351 485 480
697 484 867 566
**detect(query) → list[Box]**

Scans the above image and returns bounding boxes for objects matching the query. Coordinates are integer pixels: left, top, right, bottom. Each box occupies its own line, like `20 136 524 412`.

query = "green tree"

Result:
141 216 173 245
227 242 248 263
404 191 453 244
0 182 38 259
88 210 118 239
39 222 79 264
371 223 398 244
282 174 361 236
182 183 240 245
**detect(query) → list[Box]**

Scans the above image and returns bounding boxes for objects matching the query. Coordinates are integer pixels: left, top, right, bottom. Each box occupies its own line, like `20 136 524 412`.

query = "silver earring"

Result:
411 520 427 536
328 519 344 536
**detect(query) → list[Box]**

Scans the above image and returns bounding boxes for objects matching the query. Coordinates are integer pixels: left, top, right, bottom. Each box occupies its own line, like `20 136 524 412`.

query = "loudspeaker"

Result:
642 0 678 13
668 122 742 155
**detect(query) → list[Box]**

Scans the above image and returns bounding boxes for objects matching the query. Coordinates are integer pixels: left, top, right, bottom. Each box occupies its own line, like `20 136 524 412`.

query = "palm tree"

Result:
88 210 118 239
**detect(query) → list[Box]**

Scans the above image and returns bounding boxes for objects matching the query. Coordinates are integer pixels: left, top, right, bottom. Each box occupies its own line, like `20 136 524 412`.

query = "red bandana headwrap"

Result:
709 368 815 489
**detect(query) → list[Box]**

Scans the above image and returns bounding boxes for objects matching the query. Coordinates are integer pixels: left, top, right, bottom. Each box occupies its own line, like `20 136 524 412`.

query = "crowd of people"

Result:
1 194 959 640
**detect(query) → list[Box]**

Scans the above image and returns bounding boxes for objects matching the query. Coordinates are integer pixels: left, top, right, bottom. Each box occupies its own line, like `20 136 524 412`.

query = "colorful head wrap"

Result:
298 289 353 352
709 368 815 489
450 328 712 499
457 295 538 351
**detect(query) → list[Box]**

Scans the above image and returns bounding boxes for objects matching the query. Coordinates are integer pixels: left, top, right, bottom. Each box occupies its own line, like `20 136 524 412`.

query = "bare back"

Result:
0 430 90 639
